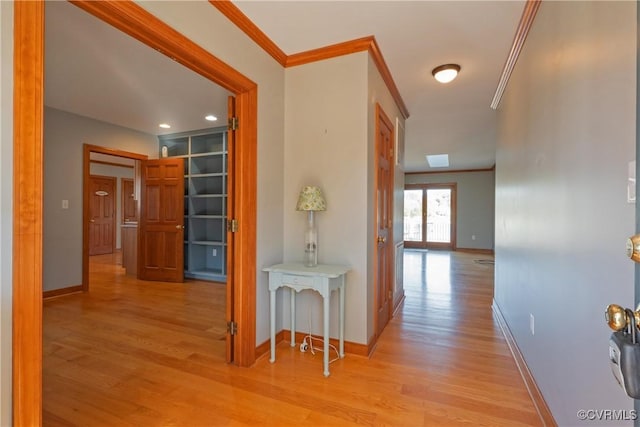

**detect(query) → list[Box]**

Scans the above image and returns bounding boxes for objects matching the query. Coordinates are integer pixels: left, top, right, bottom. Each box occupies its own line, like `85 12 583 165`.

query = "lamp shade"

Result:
296 186 326 211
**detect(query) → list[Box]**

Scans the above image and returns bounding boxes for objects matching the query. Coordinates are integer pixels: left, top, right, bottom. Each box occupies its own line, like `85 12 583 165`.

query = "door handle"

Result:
90 219 95 223
377 236 386 244
606 303 640 331
627 234 640 262
176 225 184 229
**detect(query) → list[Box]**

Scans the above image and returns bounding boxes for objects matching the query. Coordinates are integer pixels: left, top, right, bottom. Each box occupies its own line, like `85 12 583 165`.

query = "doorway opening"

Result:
404 183 457 250
14 2 258 424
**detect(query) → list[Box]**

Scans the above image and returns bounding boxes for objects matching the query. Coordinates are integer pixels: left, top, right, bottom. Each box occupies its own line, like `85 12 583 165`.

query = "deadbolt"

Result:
627 234 640 262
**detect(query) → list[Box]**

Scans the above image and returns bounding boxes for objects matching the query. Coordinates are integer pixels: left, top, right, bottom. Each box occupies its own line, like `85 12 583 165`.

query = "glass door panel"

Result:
404 189 423 241
426 189 451 244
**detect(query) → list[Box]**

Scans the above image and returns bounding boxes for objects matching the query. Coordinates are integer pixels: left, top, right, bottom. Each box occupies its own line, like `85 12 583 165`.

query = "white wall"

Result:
43 107 158 291
0 2 12 424
137 1 285 346
495 2 636 425
406 170 495 250
284 52 369 344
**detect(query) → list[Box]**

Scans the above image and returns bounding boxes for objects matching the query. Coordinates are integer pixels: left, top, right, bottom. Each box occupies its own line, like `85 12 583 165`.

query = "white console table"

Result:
263 263 350 377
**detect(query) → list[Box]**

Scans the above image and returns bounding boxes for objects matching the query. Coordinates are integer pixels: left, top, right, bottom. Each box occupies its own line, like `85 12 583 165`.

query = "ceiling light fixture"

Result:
432 64 461 84
159 123 171 129
205 115 218 122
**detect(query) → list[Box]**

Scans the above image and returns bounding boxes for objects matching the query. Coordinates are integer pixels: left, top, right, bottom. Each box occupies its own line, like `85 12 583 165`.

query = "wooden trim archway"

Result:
13 1 257 424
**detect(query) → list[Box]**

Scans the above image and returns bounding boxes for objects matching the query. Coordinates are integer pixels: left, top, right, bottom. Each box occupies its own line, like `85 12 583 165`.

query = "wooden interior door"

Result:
121 178 138 223
89 175 116 255
226 95 236 363
138 158 184 282
375 104 394 337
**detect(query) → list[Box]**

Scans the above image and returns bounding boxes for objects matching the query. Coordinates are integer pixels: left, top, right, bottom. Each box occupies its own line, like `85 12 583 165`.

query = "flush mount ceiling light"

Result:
205 115 218 122
432 64 461 84
159 123 171 129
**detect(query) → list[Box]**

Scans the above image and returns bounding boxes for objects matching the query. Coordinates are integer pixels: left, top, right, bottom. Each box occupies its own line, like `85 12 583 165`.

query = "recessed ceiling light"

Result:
426 154 449 168
432 64 461 84
205 115 218 122
159 123 171 129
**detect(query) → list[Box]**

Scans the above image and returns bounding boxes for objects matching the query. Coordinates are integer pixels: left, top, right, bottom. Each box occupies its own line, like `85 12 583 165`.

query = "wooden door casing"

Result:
89 175 116 256
121 178 137 223
226 95 236 363
138 158 184 282
374 104 395 338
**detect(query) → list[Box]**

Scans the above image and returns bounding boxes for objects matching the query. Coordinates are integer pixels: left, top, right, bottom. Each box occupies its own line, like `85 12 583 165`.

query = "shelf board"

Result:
191 151 226 158
185 269 226 282
191 240 226 246
190 194 225 199
190 172 226 178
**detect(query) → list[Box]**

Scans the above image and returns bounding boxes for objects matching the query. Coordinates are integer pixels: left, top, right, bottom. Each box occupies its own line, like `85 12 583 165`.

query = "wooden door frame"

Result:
87 174 117 256
13 1 258 424
83 144 147 291
404 183 458 250
121 177 136 224
373 103 395 339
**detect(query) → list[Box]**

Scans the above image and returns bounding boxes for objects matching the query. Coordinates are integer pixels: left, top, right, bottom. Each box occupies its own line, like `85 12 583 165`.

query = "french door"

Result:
404 184 457 250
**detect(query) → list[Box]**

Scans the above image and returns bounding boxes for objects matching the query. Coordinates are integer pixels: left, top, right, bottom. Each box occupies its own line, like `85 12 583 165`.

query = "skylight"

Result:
426 154 449 168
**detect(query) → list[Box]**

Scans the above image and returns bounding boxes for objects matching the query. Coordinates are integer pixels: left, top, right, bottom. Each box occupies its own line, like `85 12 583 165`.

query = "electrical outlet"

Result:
62 199 69 209
471 234 476 241
530 313 535 335
212 248 217 257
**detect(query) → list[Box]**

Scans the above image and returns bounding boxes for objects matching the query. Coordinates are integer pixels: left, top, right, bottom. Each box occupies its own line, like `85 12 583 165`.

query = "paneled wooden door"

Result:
89 175 116 255
375 104 395 337
138 158 185 282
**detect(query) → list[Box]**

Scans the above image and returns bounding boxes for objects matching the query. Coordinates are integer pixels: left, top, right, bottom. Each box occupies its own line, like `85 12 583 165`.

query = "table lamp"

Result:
296 186 326 267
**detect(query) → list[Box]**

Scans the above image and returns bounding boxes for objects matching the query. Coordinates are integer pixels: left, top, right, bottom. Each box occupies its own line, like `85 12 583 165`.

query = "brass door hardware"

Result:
626 234 640 262
605 304 640 331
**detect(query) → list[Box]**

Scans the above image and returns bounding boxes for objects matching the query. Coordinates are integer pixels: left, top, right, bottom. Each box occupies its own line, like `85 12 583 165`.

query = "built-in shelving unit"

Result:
159 127 227 282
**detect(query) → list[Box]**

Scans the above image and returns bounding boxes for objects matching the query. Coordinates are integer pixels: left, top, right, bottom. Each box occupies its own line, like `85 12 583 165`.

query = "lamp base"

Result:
303 211 318 267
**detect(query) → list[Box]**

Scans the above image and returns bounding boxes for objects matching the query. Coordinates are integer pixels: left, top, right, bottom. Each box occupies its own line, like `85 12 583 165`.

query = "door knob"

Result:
377 236 386 244
90 219 95 223
176 225 184 229
626 234 640 262
606 304 640 331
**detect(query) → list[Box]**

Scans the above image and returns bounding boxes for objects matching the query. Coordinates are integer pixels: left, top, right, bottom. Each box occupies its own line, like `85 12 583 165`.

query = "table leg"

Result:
290 289 296 347
339 278 345 358
270 289 276 363
323 291 330 377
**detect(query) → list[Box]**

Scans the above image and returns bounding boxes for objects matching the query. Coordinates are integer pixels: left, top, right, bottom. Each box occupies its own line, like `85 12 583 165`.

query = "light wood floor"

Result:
43 250 541 426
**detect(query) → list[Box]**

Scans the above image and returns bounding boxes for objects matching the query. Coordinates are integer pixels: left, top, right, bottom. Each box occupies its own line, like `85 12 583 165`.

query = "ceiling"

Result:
45 1 525 172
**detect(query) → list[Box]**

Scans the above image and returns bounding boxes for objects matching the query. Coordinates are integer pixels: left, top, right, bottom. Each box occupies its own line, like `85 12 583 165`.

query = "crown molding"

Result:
210 2 410 119
209 1 287 66
490 0 541 110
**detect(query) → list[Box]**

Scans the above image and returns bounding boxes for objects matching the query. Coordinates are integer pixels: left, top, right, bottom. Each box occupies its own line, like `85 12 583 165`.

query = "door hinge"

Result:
228 117 238 131
227 321 238 336
227 219 239 233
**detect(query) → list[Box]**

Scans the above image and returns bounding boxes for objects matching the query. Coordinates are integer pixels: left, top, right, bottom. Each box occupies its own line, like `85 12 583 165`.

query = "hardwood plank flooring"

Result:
43 250 541 426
